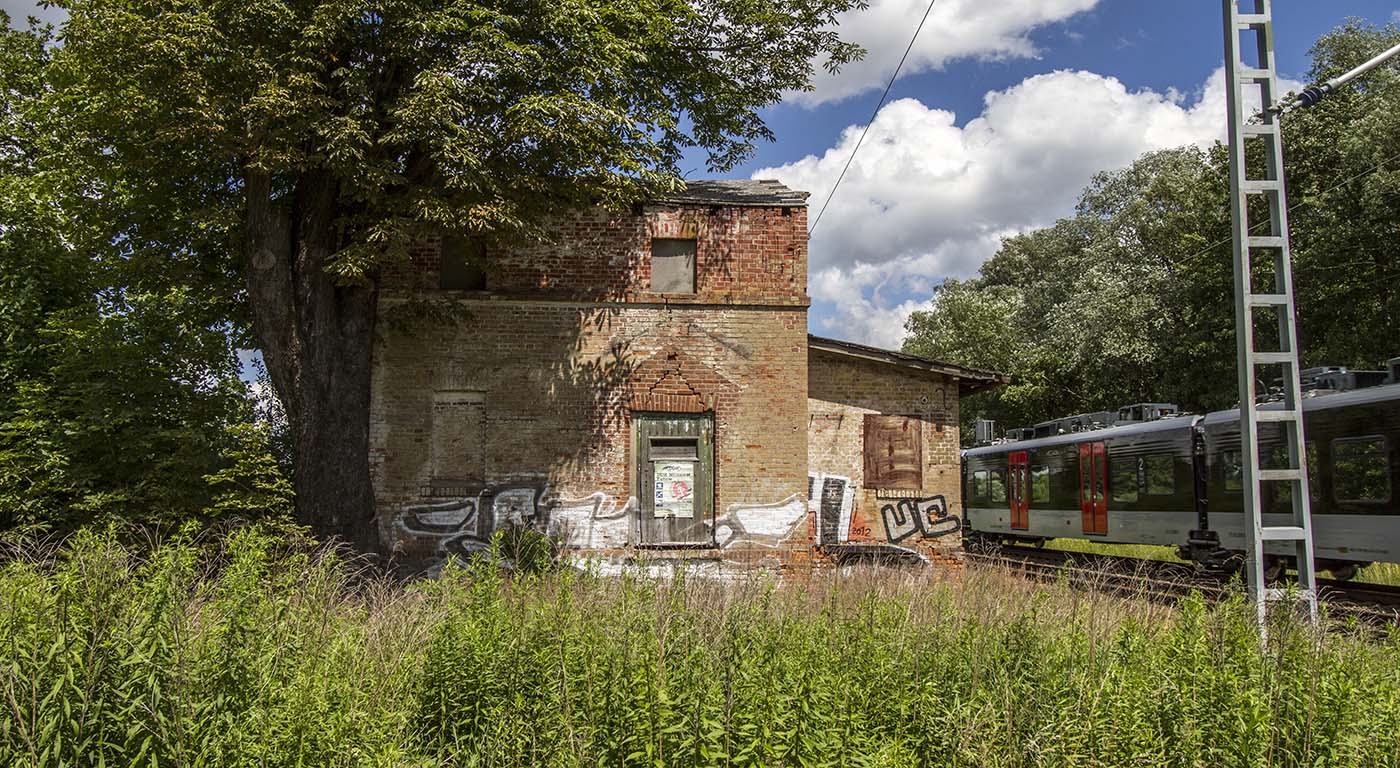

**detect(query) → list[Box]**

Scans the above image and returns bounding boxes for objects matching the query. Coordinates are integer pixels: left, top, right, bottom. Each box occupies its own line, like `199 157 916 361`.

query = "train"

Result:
962 360 1400 580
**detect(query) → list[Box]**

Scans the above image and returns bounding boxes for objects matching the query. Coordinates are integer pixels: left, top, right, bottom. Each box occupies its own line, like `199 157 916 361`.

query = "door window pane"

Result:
1031 465 1050 503
1333 437 1390 503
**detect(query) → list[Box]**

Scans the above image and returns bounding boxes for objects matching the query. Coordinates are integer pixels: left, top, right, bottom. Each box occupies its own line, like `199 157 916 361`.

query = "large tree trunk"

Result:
243 169 381 552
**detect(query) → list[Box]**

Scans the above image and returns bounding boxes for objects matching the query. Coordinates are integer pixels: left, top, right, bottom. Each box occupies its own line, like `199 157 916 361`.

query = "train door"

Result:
1079 442 1108 535
1008 451 1029 530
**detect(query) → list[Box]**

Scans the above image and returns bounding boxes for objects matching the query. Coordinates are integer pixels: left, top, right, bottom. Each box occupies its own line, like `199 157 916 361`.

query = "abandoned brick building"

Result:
370 179 1007 571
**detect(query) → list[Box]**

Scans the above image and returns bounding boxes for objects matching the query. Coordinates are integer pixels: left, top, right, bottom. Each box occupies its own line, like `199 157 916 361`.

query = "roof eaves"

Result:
808 334 1012 393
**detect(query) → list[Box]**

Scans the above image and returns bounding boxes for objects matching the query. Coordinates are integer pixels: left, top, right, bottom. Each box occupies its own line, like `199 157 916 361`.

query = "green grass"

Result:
4 524 1400 767
1043 537 1189 563
1043 537 1400 586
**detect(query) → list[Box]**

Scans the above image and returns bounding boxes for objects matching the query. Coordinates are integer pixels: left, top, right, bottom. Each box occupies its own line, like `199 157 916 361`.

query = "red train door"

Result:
1008 451 1029 530
1078 442 1108 535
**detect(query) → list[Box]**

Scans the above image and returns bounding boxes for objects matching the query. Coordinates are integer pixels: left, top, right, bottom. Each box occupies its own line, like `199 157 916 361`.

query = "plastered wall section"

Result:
807 350 964 566
372 203 810 564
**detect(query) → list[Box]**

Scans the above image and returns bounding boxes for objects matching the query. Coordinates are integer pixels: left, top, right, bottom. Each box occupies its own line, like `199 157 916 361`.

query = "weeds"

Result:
2 525 1399 767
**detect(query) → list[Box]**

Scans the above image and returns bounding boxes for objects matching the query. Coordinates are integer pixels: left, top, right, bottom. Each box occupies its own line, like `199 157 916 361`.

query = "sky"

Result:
6 0 1398 351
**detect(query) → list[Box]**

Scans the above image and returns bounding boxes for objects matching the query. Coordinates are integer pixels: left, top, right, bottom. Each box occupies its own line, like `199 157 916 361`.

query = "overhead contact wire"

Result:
808 0 940 237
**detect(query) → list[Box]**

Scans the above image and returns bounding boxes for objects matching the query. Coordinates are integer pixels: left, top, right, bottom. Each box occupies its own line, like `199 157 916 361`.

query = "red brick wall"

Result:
807 350 963 566
382 204 808 307
372 202 810 564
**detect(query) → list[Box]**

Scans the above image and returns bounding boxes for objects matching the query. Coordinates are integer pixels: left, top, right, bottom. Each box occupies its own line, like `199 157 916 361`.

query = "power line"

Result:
807 0 940 237
1178 147 1400 265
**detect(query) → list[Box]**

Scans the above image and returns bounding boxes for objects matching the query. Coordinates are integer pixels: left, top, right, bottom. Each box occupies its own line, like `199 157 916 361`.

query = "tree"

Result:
0 14 254 530
43 0 866 548
904 20 1400 442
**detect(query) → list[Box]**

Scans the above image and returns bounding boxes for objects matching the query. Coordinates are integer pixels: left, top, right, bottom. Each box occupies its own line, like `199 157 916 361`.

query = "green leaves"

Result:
906 20 1400 437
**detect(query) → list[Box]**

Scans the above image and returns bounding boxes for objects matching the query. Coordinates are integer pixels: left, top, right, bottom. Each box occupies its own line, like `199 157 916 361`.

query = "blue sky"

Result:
6 0 1397 350
718 1 1399 347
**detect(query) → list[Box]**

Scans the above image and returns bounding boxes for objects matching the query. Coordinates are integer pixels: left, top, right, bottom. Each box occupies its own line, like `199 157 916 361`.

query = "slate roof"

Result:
653 179 809 208
808 334 1012 395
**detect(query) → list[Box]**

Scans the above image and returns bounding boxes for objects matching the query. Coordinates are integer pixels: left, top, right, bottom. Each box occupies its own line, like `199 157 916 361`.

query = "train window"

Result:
1332 437 1390 503
1144 455 1174 496
972 470 989 501
1110 457 1138 503
988 469 1007 503
1266 443 1320 506
1031 465 1050 503
1223 451 1243 492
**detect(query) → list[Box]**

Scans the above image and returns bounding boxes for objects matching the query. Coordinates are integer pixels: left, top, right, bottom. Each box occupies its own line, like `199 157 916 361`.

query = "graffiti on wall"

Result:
878 495 960 543
808 473 855 545
713 495 807 549
394 482 634 559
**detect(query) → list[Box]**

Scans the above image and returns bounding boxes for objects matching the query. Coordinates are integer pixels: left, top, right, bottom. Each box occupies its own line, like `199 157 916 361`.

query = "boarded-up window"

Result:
651 238 696 293
440 237 488 291
429 390 485 495
863 415 922 490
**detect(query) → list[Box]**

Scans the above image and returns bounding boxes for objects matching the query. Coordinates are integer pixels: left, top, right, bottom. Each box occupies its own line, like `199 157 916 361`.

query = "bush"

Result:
2 526 1398 767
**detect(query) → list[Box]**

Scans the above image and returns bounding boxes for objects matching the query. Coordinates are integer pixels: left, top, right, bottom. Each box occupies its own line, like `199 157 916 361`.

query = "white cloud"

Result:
797 0 1100 106
761 67 1304 347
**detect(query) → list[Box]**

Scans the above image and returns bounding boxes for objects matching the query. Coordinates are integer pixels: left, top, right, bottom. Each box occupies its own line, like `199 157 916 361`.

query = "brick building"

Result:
370 180 1006 571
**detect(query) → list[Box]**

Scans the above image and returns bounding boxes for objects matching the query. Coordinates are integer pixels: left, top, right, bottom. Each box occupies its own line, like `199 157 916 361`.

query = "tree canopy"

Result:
2 0 867 544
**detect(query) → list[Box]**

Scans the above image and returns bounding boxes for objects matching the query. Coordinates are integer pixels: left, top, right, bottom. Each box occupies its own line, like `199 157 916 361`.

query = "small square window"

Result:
440 237 488 291
651 238 696 294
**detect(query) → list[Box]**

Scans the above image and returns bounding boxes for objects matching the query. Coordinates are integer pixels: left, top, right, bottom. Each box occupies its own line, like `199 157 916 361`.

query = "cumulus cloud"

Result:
797 0 1100 106
760 67 1304 347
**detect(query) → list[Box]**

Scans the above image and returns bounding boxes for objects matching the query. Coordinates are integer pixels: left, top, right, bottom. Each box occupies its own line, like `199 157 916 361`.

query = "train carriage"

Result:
963 371 1400 577
964 415 1199 549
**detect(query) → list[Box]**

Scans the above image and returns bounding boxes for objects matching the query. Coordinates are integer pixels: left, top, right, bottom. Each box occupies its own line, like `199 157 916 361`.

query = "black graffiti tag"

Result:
879 495 960 543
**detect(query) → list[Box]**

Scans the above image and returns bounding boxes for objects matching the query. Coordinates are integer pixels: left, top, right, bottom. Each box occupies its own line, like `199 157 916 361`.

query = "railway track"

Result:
970 544 1400 624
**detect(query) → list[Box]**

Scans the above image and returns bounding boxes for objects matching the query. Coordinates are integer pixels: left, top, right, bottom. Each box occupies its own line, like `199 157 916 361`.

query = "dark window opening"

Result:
1223 450 1243 492
972 470 989 501
988 469 1007 503
651 238 697 294
440 237 488 291
1333 436 1390 503
1144 455 1174 496
1111 457 1138 503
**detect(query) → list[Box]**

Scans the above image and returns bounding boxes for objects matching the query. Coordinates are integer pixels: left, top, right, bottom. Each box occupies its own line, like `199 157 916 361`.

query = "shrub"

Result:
2 527 1398 767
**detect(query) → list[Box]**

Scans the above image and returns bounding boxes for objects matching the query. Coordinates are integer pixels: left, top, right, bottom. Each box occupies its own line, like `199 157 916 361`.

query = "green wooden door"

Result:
635 414 714 545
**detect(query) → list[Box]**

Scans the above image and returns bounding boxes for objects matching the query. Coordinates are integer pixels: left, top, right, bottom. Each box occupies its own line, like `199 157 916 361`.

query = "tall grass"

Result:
3 525 1399 767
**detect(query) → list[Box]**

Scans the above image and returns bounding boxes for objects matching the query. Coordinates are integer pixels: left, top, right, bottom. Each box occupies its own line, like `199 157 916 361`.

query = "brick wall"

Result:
383 204 808 307
372 202 810 565
807 349 964 566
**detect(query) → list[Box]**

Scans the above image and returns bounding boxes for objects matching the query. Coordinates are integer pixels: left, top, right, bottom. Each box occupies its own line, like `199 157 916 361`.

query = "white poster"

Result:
654 461 695 518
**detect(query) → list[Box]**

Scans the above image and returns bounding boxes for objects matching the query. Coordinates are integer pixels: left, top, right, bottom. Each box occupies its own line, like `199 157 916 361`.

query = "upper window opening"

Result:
440 237 488 291
651 238 696 294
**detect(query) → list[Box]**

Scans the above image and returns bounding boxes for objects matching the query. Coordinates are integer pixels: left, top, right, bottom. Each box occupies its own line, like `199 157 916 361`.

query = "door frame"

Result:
634 412 715 547
1008 450 1029 530
1079 442 1108 535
